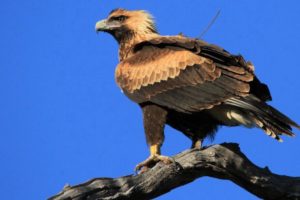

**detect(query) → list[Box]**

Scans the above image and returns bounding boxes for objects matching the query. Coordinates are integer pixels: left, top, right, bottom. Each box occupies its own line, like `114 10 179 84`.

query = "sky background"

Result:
1 0 300 199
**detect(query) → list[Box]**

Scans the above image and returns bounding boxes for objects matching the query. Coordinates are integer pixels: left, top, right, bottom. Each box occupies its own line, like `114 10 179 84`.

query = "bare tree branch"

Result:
49 143 300 200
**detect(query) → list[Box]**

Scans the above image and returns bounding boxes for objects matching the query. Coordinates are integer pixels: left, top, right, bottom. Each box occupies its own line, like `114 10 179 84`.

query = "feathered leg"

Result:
135 104 173 172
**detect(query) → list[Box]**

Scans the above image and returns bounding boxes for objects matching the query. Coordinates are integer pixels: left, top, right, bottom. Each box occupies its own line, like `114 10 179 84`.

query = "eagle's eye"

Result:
110 15 127 22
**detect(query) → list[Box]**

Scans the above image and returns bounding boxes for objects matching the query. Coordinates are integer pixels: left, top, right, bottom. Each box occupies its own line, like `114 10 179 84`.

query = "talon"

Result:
135 144 175 173
156 154 174 164
135 154 174 173
139 166 150 174
135 155 156 172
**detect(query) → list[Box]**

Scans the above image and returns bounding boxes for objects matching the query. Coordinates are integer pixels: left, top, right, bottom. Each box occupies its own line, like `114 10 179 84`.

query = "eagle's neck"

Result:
118 31 158 61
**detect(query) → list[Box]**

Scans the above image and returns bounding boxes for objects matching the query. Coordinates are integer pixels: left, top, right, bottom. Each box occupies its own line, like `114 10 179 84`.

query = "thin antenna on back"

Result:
198 9 221 39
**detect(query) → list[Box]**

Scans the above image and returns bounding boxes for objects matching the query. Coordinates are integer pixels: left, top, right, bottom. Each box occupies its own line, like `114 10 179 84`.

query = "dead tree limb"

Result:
49 143 300 200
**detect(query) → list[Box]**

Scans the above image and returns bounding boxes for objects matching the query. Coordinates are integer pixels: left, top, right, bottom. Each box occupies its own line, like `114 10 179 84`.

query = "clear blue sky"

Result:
1 1 300 199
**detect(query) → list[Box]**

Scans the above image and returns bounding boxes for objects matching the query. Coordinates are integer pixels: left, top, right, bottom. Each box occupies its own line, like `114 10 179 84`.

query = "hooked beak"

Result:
95 19 109 33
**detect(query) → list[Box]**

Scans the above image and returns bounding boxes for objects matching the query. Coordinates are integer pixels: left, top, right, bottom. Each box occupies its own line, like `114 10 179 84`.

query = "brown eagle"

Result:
95 9 299 171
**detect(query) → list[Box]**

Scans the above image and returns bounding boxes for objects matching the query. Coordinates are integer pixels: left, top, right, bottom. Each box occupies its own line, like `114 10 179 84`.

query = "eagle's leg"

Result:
135 104 174 172
191 139 203 149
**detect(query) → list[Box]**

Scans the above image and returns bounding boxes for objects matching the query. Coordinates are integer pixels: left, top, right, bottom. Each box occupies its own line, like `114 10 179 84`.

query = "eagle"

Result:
95 9 299 171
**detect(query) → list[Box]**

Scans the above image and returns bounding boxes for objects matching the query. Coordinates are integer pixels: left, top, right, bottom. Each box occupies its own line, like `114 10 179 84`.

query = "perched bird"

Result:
95 9 299 171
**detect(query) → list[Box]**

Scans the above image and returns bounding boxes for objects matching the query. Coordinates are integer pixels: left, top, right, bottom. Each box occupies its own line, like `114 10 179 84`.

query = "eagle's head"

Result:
95 9 157 43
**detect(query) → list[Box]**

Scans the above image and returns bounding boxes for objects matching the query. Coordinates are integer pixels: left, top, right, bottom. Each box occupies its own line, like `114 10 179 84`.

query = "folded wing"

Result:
115 36 254 113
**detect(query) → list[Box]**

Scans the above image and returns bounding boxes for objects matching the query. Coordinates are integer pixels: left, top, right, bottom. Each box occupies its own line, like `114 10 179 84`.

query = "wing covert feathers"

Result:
116 36 255 112
116 46 207 92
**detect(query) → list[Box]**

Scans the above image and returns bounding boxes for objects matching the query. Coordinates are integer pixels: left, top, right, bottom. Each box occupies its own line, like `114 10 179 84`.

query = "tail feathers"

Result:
226 96 299 141
254 115 295 142
264 103 300 129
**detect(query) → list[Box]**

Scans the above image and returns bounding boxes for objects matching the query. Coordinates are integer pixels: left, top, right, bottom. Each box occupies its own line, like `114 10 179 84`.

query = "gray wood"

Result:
49 143 300 200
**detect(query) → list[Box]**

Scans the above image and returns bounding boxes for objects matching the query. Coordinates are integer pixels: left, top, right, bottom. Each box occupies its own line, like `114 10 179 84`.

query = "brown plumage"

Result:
96 9 300 171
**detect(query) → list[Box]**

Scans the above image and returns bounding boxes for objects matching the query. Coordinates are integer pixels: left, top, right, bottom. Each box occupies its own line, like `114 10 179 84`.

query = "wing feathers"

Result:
116 37 255 112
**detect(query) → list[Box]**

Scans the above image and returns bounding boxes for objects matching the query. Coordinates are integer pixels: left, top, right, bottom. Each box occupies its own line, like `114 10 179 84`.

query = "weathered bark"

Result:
49 143 300 200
